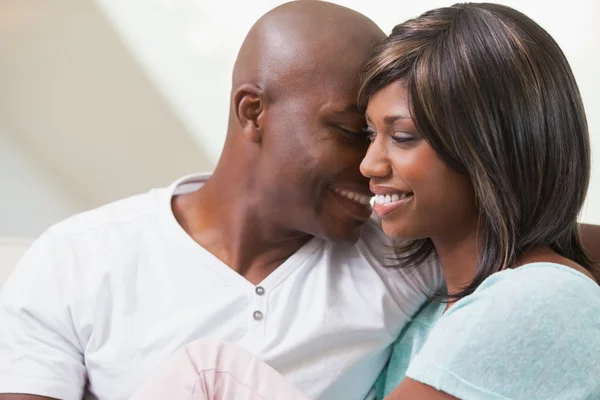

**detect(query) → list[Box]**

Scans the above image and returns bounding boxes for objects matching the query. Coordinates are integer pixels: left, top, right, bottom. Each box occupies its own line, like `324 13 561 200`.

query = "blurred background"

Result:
1 0 599 239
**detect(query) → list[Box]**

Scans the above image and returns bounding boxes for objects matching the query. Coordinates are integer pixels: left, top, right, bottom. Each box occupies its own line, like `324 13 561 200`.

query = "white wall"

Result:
0 0 209 239
2 0 598 239
0 237 30 286
97 0 600 223
0 128 87 238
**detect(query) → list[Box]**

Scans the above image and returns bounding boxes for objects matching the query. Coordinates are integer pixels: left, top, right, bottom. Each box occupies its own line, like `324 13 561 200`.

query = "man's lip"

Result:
330 184 373 197
369 184 413 196
329 187 373 221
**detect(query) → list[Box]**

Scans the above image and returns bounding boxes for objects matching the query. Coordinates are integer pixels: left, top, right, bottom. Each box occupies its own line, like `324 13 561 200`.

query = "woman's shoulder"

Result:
517 249 597 282
405 261 600 400
435 260 600 351
468 260 600 307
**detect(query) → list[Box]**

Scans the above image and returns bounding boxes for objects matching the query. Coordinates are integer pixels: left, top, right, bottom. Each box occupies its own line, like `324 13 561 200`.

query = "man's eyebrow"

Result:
365 113 412 124
330 104 361 115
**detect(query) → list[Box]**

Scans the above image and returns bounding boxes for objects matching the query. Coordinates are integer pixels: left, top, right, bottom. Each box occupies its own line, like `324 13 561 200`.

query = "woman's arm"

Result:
382 266 600 400
385 379 459 400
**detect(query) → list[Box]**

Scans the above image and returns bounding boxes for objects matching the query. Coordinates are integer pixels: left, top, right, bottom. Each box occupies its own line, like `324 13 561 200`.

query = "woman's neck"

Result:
433 229 593 308
432 229 480 299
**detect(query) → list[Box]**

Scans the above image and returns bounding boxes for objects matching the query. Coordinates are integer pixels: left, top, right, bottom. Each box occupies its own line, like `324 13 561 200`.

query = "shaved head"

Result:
232 1 384 102
212 1 385 243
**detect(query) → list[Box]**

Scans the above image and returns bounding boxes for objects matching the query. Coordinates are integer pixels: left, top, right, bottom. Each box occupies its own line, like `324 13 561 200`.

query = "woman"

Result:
131 3 600 399
359 2 600 399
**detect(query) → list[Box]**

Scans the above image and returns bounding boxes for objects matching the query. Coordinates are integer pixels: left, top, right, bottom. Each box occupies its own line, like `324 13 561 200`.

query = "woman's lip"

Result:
369 185 412 195
372 194 414 218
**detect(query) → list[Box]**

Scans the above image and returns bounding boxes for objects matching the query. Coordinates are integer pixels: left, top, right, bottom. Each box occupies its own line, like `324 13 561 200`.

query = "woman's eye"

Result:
391 133 416 144
364 128 376 141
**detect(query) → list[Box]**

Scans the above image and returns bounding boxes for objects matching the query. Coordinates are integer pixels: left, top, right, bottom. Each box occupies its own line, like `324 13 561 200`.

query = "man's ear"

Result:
233 83 265 144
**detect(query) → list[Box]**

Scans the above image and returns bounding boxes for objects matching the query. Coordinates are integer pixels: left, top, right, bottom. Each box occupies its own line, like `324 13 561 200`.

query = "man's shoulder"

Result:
44 172 210 241
358 215 421 254
356 214 392 255
320 216 388 265
356 215 411 266
11 187 172 288
47 187 168 240
360 214 387 240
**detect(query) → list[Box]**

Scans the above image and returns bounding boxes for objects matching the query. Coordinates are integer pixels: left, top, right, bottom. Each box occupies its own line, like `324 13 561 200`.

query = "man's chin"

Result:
319 220 365 245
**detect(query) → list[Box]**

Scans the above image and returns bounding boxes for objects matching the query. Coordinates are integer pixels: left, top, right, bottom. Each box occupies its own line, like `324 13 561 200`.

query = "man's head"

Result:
221 1 384 244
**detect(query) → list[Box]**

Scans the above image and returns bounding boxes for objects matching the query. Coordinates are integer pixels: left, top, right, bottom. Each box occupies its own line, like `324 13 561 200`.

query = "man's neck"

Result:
172 173 312 285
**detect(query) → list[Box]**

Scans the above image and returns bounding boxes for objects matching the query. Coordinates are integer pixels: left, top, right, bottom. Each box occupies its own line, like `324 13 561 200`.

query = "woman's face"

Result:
360 80 478 241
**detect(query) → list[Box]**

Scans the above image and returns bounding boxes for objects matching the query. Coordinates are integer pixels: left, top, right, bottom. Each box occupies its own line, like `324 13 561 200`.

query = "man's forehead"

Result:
326 103 362 115
319 101 364 119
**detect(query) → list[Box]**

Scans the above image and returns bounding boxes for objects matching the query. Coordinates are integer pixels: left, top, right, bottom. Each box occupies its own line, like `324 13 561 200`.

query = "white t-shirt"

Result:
0 173 440 400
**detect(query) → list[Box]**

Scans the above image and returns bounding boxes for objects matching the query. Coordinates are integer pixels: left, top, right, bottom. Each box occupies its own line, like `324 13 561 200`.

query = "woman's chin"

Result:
381 222 424 241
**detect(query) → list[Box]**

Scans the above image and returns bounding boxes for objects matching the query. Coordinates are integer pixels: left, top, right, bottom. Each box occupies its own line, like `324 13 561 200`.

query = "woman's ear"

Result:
233 83 265 144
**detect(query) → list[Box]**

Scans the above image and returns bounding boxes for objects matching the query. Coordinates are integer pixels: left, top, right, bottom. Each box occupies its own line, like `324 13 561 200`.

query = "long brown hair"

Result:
359 3 595 299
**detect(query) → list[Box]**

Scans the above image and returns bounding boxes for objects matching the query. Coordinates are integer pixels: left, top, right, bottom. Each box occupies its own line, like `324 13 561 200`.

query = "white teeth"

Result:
333 188 372 207
374 193 412 205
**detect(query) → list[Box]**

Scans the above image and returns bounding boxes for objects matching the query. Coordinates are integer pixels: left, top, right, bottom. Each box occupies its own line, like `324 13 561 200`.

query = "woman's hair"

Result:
359 3 596 299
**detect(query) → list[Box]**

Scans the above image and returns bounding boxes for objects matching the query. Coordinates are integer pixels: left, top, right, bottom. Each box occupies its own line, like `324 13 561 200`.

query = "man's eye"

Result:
337 127 370 141
364 128 376 141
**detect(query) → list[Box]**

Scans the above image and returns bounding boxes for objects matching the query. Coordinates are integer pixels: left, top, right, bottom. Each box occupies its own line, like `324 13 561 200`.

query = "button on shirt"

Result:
0 173 441 400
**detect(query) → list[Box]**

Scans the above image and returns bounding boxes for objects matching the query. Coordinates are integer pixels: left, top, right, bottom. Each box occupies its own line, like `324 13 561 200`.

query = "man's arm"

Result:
0 232 86 399
580 223 600 262
580 223 600 282
385 379 458 400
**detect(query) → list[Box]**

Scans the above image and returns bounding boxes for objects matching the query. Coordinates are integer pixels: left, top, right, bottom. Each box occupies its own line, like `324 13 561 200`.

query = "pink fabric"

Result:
129 340 311 400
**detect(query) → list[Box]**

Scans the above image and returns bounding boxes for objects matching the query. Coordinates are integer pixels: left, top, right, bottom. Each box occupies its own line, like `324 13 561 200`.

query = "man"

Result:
1 2 598 400
0 3 433 400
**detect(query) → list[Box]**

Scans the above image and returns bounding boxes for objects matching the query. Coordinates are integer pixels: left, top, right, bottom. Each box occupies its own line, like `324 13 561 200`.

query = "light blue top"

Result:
377 262 600 400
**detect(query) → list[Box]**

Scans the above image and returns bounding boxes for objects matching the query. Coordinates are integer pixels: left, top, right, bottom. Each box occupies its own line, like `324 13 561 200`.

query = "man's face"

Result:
258 72 373 244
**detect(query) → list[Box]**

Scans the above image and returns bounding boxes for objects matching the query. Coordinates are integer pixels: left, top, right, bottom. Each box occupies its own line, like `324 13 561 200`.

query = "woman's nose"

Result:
360 136 392 179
